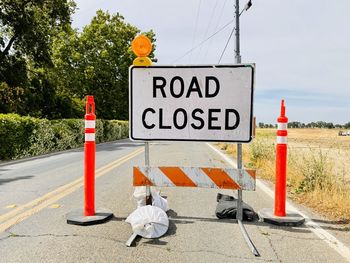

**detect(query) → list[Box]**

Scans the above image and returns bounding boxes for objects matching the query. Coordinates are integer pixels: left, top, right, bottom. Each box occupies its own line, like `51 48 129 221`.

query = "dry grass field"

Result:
218 128 350 225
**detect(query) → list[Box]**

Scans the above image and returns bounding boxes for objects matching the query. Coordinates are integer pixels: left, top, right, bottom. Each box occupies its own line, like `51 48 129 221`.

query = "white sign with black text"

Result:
129 65 255 142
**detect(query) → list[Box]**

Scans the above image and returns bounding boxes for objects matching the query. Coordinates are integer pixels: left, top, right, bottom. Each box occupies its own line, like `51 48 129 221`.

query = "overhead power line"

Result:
218 25 235 64
196 0 219 61
203 0 229 60
190 0 202 63
172 18 234 64
218 0 253 64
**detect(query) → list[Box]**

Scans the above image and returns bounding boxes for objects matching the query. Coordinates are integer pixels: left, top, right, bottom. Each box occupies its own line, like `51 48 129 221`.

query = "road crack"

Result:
257 227 281 262
0 231 126 245
265 235 281 263
272 232 321 242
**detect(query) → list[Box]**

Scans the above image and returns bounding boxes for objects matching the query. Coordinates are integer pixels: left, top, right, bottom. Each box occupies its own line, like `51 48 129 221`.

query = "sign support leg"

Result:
126 142 151 247
126 232 139 247
238 219 260 256
236 143 243 221
236 143 260 256
145 142 152 205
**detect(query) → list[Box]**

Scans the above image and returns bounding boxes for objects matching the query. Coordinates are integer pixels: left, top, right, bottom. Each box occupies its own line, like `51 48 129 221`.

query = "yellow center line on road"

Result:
0 147 144 233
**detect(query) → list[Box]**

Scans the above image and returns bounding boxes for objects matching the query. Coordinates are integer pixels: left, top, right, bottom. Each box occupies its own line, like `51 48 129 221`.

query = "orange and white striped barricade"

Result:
133 166 256 190
127 165 258 251
130 165 258 251
66 95 113 226
258 99 304 226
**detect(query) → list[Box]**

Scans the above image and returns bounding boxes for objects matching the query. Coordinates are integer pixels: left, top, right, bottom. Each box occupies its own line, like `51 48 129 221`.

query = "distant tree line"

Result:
258 121 350 129
258 123 277 128
0 0 155 120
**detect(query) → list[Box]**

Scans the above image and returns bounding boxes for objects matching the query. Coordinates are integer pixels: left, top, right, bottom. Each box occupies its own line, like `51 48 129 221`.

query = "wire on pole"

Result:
203 0 229 61
190 0 202 63
172 19 234 64
196 0 219 62
218 26 235 64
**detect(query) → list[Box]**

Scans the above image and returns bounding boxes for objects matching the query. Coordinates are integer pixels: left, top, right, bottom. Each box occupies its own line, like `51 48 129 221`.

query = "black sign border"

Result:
129 65 254 143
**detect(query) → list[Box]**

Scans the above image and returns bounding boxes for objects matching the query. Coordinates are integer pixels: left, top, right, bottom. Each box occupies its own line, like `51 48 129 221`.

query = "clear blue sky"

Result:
72 0 350 124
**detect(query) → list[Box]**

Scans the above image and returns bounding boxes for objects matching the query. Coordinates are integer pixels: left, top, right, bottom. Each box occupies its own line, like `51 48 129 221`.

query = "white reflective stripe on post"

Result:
85 133 95 142
278 123 287 130
85 120 96 129
277 136 287 144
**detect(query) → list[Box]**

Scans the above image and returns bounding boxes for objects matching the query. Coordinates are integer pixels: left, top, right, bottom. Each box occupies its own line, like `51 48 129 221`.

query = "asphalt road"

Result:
0 140 349 263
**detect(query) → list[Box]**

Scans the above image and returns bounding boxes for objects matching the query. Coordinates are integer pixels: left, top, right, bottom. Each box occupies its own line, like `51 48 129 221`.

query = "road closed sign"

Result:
129 65 255 142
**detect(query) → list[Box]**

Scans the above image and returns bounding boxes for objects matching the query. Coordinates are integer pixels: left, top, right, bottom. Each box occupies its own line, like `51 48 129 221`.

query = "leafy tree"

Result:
0 0 75 66
325 122 334 129
0 82 24 113
1 4 156 120
0 0 76 115
52 10 156 120
288 121 301 128
23 68 84 118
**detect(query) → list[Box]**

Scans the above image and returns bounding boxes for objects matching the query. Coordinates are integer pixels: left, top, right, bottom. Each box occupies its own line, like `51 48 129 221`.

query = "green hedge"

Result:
0 114 129 160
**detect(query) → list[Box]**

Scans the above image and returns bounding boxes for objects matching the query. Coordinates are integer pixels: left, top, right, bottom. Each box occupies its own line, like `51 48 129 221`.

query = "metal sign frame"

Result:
127 64 258 257
129 65 255 143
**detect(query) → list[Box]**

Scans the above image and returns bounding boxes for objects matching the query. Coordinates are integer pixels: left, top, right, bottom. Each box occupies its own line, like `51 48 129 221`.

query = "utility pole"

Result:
233 1 260 256
234 0 243 222
235 0 242 64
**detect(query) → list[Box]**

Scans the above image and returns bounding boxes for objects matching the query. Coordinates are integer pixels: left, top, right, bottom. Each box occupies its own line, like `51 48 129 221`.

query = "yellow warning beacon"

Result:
131 35 153 66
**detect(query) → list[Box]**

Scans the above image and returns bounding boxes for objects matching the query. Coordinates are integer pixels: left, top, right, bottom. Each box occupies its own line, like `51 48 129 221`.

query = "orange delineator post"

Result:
84 96 96 216
274 99 288 217
66 95 113 225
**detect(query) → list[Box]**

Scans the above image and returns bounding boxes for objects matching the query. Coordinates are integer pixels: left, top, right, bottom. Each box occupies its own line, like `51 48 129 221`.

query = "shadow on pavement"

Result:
311 218 350 225
309 218 350 232
0 175 34 186
96 141 171 152
167 209 234 225
168 209 316 235
142 239 168 246
250 218 350 233
0 139 139 167
0 148 84 167
96 143 143 152
110 216 127 222
0 168 10 176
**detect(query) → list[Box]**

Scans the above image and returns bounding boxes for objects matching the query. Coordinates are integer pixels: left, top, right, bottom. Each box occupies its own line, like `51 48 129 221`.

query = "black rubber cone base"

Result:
66 208 113 226
258 208 305 227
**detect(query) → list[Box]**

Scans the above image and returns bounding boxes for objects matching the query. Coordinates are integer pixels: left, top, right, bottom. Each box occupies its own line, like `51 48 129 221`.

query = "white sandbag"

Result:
151 191 169 212
125 205 169 238
133 186 147 207
133 187 169 212
133 186 148 200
